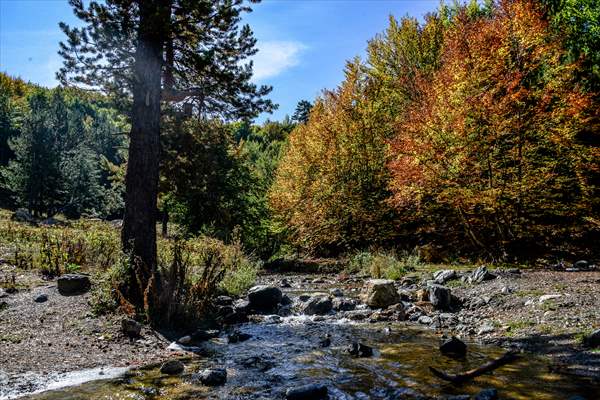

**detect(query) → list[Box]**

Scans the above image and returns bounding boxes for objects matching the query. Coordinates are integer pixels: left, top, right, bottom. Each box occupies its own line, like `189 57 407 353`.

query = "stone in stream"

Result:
332 297 356 311
121 318 142 337
432 269 457 285
329 288 344 297
228 330 252 344
439 336 467 357
57 274 91 295
214 295 233 306
348 342 374 357
160 359 184 375
280 278 292 288
361 279 400 308
33 293 48 303
247 285 282 312
469 266 496 283
583 329 600 348
573 260 590 270
300 295 333 315
319 334 332 348
196 368 227 386
285 383 328 400
428 284 452 310
473 388 498 400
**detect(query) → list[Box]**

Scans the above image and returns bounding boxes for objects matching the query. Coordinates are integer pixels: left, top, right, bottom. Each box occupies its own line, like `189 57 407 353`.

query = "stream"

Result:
19 315 600 400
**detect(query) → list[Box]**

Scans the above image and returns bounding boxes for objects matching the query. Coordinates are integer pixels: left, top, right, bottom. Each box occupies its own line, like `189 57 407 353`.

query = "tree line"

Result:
270 0 600 262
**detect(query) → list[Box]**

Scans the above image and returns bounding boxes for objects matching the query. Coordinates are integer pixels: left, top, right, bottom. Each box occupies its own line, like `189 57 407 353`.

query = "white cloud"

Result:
251 40 306 82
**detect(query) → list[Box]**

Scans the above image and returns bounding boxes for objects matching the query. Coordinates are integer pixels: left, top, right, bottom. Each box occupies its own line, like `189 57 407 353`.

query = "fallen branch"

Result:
429 351 519 384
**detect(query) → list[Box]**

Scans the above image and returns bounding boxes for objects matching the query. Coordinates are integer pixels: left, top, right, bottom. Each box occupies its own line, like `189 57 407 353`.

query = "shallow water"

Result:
22 316 600 399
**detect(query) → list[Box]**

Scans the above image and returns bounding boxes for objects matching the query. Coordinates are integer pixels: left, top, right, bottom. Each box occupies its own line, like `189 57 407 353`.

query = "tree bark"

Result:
121 0 169 309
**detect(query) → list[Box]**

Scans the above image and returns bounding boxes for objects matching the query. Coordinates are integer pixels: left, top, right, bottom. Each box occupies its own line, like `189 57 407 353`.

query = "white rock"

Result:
539 294 562 303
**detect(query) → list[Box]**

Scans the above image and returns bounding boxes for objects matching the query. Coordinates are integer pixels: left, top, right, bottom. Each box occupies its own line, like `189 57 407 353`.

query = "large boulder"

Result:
439 336 467 357
428 284 452 310
361 279 400 308
332 297 356 311
300 295 332 315
121 318 142 337
57 274 91 295
247 285 282 312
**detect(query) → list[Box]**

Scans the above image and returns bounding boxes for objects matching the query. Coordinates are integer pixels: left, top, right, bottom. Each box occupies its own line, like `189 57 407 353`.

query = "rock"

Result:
311 277 325 284
539 294 562 303
11 208 35 224
573 260 589 270
228 331 252 344
57 274 91 295
348 342 374 357
196 368 227 386
34 293 48 303
345 310 372 321
215 295 233 306
469 266 496 283
263 314 282 324
301 295 333 315
416 288 429 302
361 279 400 308
40 217 67 226
109 219 123 228
433 269 456 285
234 299 252 313
277 304 293 317
428 284 452 310
478 322 495 335
280 278 292 288
285 383 328 400
191 329 219 342
0 289 7 298
583 329 600 348
329 288 344 297
177 335 192 345
501 286 512 295
439 336 467 357
160 359 184 375
319 334 331 348
473 388 498 400
418 315 433 325
247 285 282 312
298 294 311 302
121 318 142 337
281 294 293 305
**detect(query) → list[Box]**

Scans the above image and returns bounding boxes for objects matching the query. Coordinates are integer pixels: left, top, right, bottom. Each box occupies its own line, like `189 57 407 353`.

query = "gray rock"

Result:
160 359 184 375
281 294 293 305
439 336 467 356
348 342 374 357
280 278 292 288
247 285 282 312
329 288 344 297
301 295 333 315
286 383 328 400
121 318 142 337
473 388 498 400
478 322 495 335
433 269 456 285
470 266 496 283
428 284 452 310
177 335 192 345
57 274 90 295
215 295 233 306
196 368 227 386
573 260 589 269
583 329 600 348
539 294 562 303
418 315 433 325
361 279 400 308
228 330 252 343
34 293 48 303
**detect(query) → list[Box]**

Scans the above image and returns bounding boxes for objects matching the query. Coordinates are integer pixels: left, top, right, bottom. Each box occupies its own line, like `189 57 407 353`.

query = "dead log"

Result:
430 351 519 384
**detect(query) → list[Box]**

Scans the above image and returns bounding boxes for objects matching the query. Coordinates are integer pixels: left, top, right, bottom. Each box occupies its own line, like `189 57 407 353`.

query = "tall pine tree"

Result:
58 0 274 313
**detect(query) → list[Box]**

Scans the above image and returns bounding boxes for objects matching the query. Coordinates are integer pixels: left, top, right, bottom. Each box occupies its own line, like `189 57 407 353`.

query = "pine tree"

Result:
291 100 312 124
58 0 274 312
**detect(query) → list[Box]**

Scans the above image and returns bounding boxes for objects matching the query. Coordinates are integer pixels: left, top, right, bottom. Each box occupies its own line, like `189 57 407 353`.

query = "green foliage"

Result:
348 250 422 279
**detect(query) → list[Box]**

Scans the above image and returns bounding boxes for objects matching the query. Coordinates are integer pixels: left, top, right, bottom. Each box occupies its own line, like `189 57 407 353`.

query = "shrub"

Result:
349 250 423 280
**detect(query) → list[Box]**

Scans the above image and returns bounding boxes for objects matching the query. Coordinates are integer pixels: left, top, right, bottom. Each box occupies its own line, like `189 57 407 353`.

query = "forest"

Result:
1 0 599 399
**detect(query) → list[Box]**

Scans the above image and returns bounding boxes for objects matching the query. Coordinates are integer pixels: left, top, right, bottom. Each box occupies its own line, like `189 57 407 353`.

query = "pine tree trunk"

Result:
121 0 169 309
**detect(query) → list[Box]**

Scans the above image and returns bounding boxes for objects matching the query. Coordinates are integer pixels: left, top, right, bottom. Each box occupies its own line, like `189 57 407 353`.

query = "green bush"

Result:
348 250 423 280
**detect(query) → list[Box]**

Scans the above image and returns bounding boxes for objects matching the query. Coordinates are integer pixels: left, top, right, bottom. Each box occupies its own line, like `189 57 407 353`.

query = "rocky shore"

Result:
1 261 599 399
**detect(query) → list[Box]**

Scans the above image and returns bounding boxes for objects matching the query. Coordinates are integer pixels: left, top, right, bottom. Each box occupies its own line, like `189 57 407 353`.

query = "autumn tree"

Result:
58 0 273 313
388 0 600 259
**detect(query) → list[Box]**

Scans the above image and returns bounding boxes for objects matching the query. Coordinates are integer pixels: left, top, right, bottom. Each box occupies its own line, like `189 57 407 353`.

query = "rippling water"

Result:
22 316 600 399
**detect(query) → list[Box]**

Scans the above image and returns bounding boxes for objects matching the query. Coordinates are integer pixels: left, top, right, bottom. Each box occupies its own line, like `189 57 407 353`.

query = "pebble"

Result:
34 294 48 303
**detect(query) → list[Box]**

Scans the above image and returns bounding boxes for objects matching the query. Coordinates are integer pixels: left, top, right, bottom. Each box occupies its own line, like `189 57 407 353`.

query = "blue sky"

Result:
0 0 440 122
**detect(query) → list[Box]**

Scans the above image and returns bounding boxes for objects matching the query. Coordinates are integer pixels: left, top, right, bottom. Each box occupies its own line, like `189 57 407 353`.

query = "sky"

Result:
0 0 440 122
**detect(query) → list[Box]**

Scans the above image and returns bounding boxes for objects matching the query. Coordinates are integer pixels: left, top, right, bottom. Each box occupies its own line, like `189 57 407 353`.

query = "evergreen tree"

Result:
58 0 274 313
291 100 312 124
